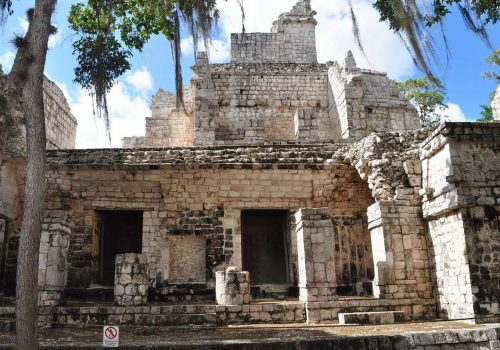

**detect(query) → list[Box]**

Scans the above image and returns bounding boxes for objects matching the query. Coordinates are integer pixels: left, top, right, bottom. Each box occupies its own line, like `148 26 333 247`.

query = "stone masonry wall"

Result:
230 0 317 64
44 145 374 291
43 78 77 150
121 88 194 148
426 211 475 319
193 63 333 145
427 207 500 320
328 64 420 140
0 76 76 293
421 122 500 320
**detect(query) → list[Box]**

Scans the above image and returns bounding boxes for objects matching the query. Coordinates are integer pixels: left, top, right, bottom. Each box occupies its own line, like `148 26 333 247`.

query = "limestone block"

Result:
216 266 251 306
115 253 149 306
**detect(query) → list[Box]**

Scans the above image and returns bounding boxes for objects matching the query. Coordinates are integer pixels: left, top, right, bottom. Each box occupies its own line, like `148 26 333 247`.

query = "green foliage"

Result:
394 77 448 130
478 105 493 122
374 0 498 30
69 0 220 139
370 0 497 85
482 49 500 82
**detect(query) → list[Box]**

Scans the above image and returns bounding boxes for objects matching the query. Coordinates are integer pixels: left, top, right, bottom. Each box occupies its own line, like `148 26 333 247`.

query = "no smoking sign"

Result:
103 325 119 347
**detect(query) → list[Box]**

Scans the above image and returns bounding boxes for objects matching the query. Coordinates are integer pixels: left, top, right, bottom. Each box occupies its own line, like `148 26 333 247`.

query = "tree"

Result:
478 105 493 123
68 0 220 138
394 77 448 130
481 49 500 82
348 0 498 85
477 49 499 122
1 1 222 348
1 0 57 348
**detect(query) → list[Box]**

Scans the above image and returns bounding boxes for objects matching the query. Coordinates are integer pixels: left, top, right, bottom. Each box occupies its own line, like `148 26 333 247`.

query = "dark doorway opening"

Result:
98 210 143 286
242 210 290 285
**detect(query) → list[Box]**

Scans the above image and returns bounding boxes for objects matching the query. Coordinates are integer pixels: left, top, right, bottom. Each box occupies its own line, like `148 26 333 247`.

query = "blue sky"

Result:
0 0 498 148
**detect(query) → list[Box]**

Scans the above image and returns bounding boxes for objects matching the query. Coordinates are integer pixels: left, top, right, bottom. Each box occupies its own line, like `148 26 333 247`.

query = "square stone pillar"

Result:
215 266 251 305
295 208 336 302
367 200 434 318
115 253 149 306
38 218 70 306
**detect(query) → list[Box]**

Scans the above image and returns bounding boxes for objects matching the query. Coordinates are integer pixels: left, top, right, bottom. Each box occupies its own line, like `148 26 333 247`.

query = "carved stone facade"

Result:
0 0 498 329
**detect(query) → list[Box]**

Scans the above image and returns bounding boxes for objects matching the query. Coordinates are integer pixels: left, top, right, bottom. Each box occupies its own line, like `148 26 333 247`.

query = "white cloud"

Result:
181 37 230 63
438 102 468 123
126 66 154 94
18 15 61 49
73 82 150 149
18 16 29 34
0 51 15 73
216 0 416 79
48 27 62 49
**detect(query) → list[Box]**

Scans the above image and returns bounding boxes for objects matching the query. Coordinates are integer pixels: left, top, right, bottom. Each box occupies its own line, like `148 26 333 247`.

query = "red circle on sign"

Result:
105 327 118 339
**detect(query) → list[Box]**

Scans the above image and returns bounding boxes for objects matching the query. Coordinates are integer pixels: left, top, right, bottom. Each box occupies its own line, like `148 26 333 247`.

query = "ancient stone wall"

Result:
230 0 317 64
121 88 195 148
328 64 420 140
193 63 333 145
422 122 500 320
43 78 77 150
44 145 374 292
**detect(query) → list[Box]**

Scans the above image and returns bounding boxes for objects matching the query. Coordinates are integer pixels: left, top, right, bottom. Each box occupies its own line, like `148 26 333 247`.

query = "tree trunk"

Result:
14 1 56 349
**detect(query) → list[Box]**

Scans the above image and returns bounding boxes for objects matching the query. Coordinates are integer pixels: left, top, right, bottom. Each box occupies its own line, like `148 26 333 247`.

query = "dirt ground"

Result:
0 321 498 346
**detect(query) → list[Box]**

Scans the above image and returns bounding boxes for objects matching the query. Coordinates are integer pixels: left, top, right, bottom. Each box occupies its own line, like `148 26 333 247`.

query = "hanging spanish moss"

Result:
367 0 494 87
0 0 13 24
237 0 245 34
346 0 369 65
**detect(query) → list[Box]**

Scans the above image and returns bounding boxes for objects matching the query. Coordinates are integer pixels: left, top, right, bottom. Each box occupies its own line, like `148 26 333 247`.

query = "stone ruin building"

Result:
0 0 499 330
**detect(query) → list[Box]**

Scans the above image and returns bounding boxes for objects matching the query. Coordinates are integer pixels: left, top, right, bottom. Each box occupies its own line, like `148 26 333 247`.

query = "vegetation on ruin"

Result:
394 77 448 129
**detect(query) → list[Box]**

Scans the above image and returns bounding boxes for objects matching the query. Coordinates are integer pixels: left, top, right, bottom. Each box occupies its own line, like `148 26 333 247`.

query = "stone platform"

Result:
338 311 406 325
0 301 306 328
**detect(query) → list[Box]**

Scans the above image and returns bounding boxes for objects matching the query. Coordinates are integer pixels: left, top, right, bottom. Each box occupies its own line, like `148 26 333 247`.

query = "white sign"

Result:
103 325 119 347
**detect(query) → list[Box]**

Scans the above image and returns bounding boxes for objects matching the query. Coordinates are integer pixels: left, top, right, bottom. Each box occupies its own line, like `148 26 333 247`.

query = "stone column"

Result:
114 253 149 306
367 200 434 317
215 266 251 305
38 218 70 306
295 208 336 302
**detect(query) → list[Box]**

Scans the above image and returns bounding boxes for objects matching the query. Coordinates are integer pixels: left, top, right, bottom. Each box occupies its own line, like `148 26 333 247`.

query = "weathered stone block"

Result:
115 253 148 306
215 266 251 306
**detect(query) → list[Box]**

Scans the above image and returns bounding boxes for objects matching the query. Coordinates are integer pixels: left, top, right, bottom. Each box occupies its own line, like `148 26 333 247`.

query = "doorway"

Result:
98 210 143 286
241 210 290 285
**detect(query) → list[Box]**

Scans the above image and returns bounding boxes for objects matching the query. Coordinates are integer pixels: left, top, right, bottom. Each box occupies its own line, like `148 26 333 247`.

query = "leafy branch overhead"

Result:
69 0 220 140
356 0 498 86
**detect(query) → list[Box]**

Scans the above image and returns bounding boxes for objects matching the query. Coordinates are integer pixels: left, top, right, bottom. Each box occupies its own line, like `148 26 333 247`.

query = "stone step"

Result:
338 311 406 325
